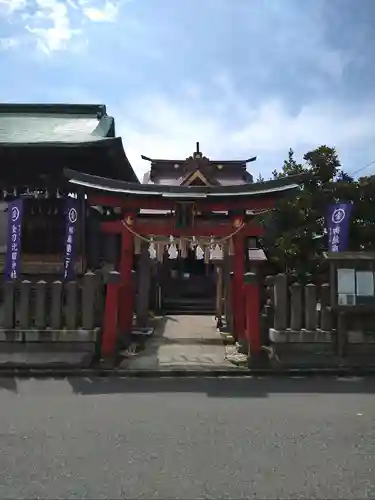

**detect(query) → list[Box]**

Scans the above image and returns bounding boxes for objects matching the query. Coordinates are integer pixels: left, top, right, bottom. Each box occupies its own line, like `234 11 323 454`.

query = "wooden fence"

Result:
264 273 375 354
0 272 104 345
265 273 334 343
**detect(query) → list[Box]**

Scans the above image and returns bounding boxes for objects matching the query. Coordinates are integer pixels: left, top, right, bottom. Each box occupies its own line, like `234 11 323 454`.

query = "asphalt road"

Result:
0 376 374 499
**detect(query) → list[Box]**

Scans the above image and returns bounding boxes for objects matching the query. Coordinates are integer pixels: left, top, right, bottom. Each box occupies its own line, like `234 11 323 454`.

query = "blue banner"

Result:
4 199 24 280
63 198 79 280
326 203 353 252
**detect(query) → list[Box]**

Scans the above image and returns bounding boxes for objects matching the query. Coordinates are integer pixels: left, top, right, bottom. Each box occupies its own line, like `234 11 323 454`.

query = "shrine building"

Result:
0 103 304 343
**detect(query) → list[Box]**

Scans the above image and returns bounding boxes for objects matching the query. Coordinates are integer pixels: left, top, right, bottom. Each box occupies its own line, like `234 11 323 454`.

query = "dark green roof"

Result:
64 168 305 201
0 103 114 145
0 103 139 183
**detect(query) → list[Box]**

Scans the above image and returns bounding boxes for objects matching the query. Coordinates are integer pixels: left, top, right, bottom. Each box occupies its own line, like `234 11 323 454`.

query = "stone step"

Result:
163 298 216 305
163 299 216 312
163 312 216 315
163 303 215 309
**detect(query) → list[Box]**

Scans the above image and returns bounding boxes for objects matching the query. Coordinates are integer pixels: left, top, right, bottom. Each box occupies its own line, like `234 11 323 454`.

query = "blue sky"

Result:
0 0 374 181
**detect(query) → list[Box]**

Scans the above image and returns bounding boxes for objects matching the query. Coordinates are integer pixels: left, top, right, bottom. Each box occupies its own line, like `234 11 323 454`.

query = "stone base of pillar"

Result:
100 355 116 369
237 338 248 354
248 350 270 369
216 316 223 329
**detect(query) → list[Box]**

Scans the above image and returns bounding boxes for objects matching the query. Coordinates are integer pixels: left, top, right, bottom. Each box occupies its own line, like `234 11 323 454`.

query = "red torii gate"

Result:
64 168 304 362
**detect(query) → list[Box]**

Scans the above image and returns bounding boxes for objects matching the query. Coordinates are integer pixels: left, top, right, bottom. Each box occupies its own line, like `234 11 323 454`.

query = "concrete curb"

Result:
1 366 375 378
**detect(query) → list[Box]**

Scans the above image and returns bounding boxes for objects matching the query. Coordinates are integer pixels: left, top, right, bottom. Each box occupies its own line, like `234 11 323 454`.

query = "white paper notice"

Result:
337 268 355 294
356 271 374 296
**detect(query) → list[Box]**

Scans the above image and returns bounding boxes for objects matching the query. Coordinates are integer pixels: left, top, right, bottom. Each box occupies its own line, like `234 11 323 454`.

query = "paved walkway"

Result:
121 315 239 371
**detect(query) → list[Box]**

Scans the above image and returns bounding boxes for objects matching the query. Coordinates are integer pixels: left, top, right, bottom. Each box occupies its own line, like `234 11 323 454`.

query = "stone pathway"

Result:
121 315 240 371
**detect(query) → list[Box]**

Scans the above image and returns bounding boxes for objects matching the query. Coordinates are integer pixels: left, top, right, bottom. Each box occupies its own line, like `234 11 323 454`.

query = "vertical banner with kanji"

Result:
4 198 24 280
63 197 79 280
326 203 353 252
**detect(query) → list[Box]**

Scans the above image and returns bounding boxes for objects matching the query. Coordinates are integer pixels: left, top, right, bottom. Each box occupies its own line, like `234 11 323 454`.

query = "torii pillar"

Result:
231 214 246 341
119 213 135 334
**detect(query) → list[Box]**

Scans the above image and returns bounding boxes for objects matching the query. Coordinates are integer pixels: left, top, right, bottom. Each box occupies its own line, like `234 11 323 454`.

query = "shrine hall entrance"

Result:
182 248 215 276
161 249 217 315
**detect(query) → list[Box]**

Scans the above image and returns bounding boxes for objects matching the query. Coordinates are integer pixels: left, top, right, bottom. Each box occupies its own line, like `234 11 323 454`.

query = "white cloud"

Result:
83 1 119 22
26 0 76 54
0 0 26 16
0 0 121 53
113 88 375 181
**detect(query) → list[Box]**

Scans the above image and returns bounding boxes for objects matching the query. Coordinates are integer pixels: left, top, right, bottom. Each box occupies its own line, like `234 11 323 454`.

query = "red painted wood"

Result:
232 234 246 340
89 194 276 212
101 279 120 357
244 280 261 354
118 218 134 333
101 220 264 237
230 272 237 340
118 282 134 335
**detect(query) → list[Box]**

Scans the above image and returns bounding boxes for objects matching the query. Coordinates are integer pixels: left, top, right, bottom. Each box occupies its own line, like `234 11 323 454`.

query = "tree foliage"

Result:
261 145 375 277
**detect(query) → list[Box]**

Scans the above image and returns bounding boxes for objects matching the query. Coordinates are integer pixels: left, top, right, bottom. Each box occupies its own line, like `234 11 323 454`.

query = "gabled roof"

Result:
142 145 256 186
181 169 219 187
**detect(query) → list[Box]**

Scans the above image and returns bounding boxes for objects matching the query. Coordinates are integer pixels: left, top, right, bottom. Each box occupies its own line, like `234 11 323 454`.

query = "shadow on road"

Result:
0 377 17 393
66 376 375 398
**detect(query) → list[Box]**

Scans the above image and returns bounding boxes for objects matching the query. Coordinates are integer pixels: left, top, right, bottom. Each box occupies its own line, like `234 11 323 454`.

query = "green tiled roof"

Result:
0 103 114 145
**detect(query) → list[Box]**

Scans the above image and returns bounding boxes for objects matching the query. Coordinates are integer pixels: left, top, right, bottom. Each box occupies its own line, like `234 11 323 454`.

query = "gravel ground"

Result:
0 376 374 499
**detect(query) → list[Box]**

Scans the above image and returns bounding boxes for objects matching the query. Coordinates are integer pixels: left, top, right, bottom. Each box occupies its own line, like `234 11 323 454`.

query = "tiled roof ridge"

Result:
0 103 107 117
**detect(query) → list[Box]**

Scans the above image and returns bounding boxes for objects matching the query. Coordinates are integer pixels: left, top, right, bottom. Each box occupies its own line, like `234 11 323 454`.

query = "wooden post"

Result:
337 311 346 359
228 271 234 333
273 273 288 331
65 281 78 330
35 280 47 330
232 232 245 340
19 280 31 329
101 271 121 358
320 283 332 331
82 271 97 330
3 281 16 329
136 243 152 327
304 283 317 330
215 264 223 326
119 214 134 332
244 272 261 356
50 281 63 329
290 282 303 331
119 270 136 335
222 251 231 328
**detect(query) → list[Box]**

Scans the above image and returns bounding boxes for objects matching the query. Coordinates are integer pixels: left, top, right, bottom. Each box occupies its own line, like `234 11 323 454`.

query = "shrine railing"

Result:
262 273 375 362
0 272 105 345
264 274 334 343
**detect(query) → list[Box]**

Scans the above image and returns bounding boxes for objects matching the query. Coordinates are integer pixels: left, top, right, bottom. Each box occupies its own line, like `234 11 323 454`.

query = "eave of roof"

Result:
0 136 116 148
64 168 306 200
0 103 140 184
0 103 112 146
145 157 256 165
324 251 375 261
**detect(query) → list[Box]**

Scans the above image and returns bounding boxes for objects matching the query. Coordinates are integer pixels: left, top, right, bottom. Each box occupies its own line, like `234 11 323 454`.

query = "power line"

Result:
350 159 375 177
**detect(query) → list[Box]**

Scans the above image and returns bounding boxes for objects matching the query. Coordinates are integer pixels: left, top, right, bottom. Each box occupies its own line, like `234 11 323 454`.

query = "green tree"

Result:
262 146 343 277
262 145 375 277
